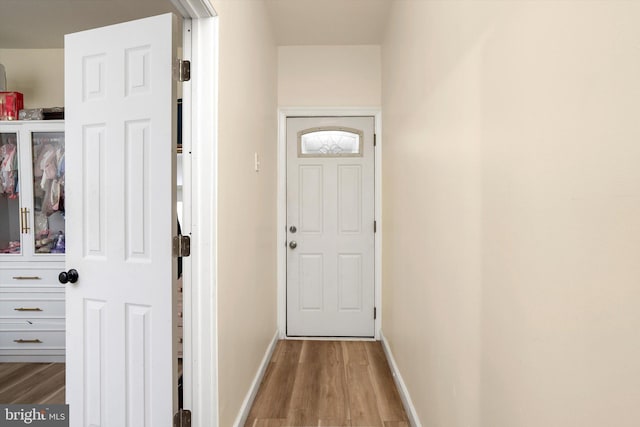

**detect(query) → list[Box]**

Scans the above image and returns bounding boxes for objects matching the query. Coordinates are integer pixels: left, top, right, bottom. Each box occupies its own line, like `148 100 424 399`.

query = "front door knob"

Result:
289 241 297 249
59 269 79 284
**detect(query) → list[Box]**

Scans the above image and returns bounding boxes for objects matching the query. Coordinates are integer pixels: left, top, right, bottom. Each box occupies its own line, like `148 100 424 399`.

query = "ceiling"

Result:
265 0 391 46
0 0 180 48
0 0 391 49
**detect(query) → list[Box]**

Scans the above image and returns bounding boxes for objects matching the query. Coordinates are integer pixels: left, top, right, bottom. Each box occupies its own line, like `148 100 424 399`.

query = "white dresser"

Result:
0 121 65 362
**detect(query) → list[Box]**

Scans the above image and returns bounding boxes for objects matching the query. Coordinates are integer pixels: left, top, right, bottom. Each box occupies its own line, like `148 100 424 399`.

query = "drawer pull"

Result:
14 339 43 344
14 307 43 312
20 208 31 234
12 276 42 280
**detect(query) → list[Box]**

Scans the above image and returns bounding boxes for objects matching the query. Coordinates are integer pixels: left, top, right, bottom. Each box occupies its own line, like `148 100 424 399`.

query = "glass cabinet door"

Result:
31 132 65 254
0 132 21 255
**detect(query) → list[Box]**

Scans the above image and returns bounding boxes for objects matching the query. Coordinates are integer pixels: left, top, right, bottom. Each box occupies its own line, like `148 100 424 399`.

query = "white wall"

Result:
278 45 380 107
382 1 640 426
212 1 278 425
0 49 64 108
382 2 484 425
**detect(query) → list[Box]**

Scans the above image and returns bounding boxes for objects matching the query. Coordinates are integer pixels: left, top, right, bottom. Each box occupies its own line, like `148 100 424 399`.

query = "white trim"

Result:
284 336 375 342
232 331 280 427
277 111 287 338
277 107 382 340
380 331 422 427
170 0 217 18
187 14 219 427
180 16 194 415
173 0 218 425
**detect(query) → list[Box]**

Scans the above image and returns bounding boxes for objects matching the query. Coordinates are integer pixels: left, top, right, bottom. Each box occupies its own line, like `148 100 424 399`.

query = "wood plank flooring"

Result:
0 344 407 427
245 340 409 427
0 359 185 406
0 363 65 404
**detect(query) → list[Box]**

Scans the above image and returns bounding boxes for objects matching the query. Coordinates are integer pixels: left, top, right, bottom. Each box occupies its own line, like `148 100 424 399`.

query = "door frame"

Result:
170 1 218 426
277 107 382 340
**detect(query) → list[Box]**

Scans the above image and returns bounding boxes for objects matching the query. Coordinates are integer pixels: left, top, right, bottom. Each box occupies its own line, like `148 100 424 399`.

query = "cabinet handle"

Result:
14 307 43 312
12 276 42 280
14 339 42 344
20 208 30 234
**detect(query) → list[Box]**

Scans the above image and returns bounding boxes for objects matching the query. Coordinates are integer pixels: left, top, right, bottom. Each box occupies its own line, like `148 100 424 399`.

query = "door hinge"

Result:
374 307 377 320
174 409 191 427
176 59 191 82
374 133 377 147
173 235 191 257
374 220 377 233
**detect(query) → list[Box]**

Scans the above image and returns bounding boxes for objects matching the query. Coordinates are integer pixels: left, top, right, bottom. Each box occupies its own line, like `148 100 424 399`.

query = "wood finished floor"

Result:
0 360 184 406
0 363 65 404
245 340 409 427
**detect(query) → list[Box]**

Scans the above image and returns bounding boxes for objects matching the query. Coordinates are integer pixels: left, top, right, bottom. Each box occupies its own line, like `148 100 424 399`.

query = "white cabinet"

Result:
0 121 65 362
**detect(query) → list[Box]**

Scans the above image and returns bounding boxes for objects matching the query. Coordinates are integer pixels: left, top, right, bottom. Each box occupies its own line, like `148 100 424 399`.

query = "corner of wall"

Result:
380 331 423 427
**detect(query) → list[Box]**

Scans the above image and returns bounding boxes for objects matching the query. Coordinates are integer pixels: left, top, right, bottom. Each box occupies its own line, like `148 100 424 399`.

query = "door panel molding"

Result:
277 107 382 340
65 0 219 424
65 13 178 425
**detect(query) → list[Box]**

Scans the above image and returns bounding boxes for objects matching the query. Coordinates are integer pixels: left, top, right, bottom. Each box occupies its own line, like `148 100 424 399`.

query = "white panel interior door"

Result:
65 13 178 427
287 116 375 337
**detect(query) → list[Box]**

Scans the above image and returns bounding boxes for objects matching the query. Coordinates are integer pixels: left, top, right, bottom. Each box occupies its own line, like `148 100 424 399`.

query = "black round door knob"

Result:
58 269 79 284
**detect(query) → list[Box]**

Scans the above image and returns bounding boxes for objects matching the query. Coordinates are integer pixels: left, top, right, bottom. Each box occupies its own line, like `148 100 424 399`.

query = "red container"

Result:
0 92 24 120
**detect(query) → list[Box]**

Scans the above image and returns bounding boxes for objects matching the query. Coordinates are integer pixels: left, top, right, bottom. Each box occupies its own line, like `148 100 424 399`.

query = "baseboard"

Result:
380 330 422 427
233 330 279 427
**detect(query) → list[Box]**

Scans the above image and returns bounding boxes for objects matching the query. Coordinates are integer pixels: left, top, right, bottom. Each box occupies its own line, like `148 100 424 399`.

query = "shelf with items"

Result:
0 120 65 362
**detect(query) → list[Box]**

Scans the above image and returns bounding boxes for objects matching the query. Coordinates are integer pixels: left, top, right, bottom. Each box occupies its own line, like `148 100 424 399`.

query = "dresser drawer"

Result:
0 318 65 330
0 269 63 286
0 330 65 350
0 287 64 298
0 298 65 318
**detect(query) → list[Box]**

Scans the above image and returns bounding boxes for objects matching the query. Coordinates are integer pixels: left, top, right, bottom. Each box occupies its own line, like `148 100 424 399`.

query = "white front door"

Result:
286 116 375 337
64 14 179 426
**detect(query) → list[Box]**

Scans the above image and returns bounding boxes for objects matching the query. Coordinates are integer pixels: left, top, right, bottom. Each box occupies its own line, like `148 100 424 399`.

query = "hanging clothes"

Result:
0 142 18 198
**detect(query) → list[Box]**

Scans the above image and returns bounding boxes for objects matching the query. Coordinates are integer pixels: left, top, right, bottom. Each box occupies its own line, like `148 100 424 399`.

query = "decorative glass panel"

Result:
32 132 66 254
299 127 363 157
0 132 21 255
